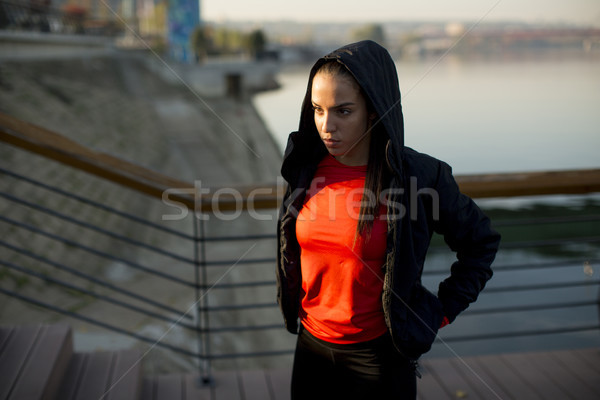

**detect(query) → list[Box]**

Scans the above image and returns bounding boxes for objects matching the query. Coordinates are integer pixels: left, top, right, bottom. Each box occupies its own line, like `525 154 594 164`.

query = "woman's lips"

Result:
322 138 339 148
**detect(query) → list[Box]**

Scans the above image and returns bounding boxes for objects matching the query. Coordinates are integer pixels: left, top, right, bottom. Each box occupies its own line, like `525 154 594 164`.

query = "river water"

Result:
254 51 600 175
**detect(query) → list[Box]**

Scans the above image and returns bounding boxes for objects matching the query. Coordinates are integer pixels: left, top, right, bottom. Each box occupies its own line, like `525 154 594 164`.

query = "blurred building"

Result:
51 0 201 62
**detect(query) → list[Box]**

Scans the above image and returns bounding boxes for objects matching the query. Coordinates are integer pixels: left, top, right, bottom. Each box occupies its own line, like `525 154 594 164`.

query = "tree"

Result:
246 29 267 59
191 25 210 63
351 24 386 46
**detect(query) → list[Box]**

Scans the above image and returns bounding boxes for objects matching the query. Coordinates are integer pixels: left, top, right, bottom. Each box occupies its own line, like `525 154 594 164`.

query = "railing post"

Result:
193 216 212 385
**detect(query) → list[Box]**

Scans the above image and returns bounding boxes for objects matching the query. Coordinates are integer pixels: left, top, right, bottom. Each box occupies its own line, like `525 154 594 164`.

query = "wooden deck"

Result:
143 347 600 400
417 347 600 400
2 324 599 399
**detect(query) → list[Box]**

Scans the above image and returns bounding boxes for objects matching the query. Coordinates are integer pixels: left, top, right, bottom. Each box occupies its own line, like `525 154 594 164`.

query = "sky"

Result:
203 0 600 26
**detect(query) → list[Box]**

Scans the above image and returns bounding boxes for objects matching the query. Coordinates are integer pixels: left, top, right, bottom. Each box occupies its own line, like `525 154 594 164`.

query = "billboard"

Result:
167 0 200 62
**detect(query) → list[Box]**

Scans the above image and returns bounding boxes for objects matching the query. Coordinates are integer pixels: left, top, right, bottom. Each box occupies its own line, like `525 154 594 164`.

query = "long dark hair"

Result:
314 61 390 241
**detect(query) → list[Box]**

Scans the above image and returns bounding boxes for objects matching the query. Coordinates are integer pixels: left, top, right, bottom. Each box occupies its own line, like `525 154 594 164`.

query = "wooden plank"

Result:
491 354 543 399
500 351 571 399
141 378 156 400
183 373 212 400
239 370 271 400
464 357 515 400
421 357 479 399
456 169 600 198
264 368 291 400
8 324 73 400
572 348 600 375
549 349 600 396
526 351 599 399
0 325 41 399
156 374 183 400
75 352 114 399
212 370 242 400
105 350 143 400
451 356 515 400
455 354 515 400
0 325 13 349
417 360 452 400
57 353 88 400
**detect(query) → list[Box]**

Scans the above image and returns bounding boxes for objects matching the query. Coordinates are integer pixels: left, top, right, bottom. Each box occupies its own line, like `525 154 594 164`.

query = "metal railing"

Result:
0 166 209 373
1 112 599 380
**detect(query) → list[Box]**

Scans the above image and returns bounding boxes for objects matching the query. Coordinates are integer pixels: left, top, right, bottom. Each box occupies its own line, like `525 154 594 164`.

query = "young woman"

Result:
276 40 501 399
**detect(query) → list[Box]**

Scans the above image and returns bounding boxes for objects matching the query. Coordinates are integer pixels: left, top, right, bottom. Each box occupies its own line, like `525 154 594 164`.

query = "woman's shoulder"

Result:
402 146 453 178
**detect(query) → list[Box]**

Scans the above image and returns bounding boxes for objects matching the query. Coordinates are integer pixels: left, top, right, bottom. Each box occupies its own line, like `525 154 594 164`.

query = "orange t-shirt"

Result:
296 154 388 344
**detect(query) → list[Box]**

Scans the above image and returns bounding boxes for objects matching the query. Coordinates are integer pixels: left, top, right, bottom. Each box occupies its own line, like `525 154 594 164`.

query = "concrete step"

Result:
57 348 143 400
0 324 73 400
0 324 143 400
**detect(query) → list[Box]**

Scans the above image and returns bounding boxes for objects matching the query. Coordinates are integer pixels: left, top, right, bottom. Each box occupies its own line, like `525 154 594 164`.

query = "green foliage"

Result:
191 25 211 62
246 29 267 58
190 25 269 61
0 268 30 288
351 24 386 45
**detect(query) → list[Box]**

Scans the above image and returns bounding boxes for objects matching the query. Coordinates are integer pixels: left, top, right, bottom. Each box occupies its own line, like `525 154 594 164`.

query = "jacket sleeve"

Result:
433 162 501 323
277 180 309 334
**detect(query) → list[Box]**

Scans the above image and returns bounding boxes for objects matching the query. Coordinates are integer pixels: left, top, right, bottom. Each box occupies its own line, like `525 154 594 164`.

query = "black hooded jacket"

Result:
276 40 500 360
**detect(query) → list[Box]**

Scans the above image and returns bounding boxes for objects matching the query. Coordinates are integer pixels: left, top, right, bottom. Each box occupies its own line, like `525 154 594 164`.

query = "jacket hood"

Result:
288 40 404 174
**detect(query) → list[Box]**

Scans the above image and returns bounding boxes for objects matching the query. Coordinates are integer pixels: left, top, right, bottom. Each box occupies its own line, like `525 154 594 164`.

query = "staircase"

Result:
0 324 143 400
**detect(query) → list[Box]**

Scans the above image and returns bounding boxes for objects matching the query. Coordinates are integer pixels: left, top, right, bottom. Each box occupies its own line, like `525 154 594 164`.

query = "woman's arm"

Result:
433 163 501 323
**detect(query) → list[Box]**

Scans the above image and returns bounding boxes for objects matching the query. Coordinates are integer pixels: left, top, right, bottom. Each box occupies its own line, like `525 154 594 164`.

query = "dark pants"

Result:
291 327 417 400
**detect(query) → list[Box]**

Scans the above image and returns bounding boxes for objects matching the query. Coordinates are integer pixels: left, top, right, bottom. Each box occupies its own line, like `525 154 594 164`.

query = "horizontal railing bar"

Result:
195 214 600 244
2 113 599 211
428 235 600 252
463 300 598 315
198 293 599 317
199 302 277 312
456 169 600 198
203 323 600 360
492 214 600 227
0 287 202 359
196 214 600 246
203 246 599 270
0 259 198 331
204 257 275 267
199 323 283 334
0 240 192 319
424 258 600 276
499 236 600 249
0 190 197 265
198 300 600 329
201 233 276 242
0 167 195 241
0 112 203 211
208 349 295 360
484 279 599 293
201 280 276 290
0 215 195 287
198 324 600 360
438 324 600 343
198 214 600 243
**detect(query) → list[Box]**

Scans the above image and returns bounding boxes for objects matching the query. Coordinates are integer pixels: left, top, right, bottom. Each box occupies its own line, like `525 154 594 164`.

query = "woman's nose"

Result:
321 112 335 133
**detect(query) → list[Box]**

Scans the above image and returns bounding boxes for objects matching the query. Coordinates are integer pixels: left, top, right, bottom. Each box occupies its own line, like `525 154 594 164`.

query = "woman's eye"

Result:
312 106 323 115
339 109 351 115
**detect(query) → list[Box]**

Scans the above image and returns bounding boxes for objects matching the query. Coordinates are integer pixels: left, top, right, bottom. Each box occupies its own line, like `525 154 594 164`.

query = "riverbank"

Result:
0 47 285 372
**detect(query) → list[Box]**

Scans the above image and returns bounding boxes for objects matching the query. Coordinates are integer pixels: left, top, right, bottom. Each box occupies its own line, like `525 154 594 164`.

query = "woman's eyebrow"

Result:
311 101 355 108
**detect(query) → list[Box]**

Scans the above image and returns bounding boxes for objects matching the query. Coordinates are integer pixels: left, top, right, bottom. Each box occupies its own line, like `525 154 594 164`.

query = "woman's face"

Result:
311 71 372 166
